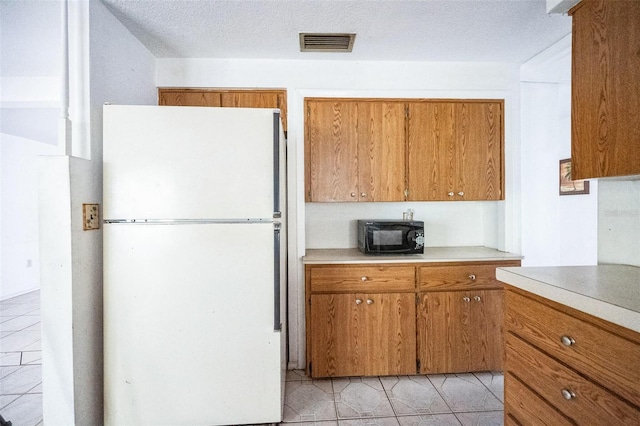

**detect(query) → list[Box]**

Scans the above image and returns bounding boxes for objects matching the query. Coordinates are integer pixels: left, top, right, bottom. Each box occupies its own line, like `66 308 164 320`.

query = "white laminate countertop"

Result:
303 246 523 265
496 265 640 333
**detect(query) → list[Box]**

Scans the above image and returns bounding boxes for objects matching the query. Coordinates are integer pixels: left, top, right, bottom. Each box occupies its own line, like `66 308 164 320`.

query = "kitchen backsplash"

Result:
598 179 640 267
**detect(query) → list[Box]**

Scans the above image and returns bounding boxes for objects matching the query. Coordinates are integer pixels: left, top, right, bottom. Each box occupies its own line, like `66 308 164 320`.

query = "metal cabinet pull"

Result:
469 274 476 280
474 296 481 302
366 299 374 305
355 299 363 305
360 192 367 197
351 192 356 197
458 191 465 196
448 192 455 197
561 389 576 400
560 335 576 346
463 296 471 302
361 276 368 281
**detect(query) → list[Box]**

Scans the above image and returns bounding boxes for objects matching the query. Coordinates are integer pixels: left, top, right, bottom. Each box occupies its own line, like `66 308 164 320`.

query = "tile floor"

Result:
0 290 505 426
280 370 504 426
0 290 42 426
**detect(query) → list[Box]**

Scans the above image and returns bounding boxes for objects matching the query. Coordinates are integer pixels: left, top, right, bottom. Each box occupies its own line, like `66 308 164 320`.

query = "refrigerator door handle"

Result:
273 111 281 218
273 223 282 331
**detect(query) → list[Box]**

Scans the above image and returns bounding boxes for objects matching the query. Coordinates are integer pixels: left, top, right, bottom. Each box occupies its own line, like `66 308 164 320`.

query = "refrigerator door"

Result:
103 105 283 220
103 222 283 425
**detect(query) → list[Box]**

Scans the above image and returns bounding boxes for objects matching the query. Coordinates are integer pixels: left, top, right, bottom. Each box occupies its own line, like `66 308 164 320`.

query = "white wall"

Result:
39 1 157 424
157 58 522 369
519 35 598 267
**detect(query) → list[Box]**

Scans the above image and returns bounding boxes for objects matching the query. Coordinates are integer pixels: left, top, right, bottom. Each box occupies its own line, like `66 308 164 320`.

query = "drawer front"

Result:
504 372 573 426
310 266 415 293
419 264 504 291
505 289 640 405
506 333 640 424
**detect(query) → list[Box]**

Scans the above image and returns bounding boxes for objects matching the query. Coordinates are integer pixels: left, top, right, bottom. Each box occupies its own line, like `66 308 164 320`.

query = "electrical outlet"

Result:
83 204 100 230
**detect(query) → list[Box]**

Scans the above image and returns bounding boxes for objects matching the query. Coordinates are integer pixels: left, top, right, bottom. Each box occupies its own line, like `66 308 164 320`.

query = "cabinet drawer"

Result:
310 266 415 293
506 333 640 424
504 372 573 426
419 264 507 291
505 290 640 405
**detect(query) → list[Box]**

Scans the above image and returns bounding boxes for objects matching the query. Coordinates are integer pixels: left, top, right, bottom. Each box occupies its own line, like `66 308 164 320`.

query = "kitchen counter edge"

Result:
496 265 640 334
303 246 523 265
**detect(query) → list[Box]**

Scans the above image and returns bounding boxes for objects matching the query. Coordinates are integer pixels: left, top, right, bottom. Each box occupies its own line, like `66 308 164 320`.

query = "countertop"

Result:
496 265 640 333
303 246 523 264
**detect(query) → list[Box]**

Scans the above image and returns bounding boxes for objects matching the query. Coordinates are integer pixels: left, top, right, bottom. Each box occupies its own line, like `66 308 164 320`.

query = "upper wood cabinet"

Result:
569 0 640 179
407 101 504 201
304 99 406 202
158 88 288 134
305 97 504 202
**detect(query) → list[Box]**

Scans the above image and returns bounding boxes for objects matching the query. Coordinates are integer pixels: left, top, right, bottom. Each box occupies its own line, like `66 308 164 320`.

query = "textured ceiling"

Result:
100 0 572 63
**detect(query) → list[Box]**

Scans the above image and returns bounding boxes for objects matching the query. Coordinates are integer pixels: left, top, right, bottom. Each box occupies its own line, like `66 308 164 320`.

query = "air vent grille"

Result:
299 33 356 52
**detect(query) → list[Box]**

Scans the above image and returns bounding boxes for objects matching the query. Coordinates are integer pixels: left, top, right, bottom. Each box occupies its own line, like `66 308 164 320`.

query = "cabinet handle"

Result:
463 297 471 302
560 335 576 346
355 299 363 305
360 192 367 198
561 389 576 400
351 192 356 197
474 296 481 302
366 299 374 305
448 192 455 197
361 276 368 281
458 191 465 196
469 274 476 280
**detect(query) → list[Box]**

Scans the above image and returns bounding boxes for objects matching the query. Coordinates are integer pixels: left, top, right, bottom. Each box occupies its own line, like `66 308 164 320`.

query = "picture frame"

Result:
559 158 590 195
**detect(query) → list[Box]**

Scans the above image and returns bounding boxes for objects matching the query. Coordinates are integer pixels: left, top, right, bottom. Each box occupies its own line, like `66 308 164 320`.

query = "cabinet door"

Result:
357 102 406 201
310 293 364 377
468 290 503 371
363 293 416 376
220 91 287 132
417 291 470 373
407 102 456 201
455 102 503 200
305 100 359 202
571 0 640 179
158 90 222 107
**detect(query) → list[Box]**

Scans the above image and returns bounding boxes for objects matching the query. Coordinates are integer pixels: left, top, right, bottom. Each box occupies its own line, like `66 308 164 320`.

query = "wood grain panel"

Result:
470 290 504 371
305 100 359 202
407 102 456 201
506 333 640 424
570 0 640 179
310 265 415 293
418 262 518 291
357 102 406 201
456 102 502 200
158 90 222 107
504 372 574 426
505 289 640 405
363 293 416 375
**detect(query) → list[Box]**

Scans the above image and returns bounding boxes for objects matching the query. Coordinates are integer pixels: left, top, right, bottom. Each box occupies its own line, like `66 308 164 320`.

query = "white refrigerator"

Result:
102 105 287 426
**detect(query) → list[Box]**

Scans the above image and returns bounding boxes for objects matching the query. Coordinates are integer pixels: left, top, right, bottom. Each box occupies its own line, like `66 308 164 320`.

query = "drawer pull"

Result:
560 335 576 347
355 299 363 305
351 192 356 197
469 274 476 280
366 299 374 305
361 276 368 281
561 389 576 400
474 296 481 302
463 296 471 302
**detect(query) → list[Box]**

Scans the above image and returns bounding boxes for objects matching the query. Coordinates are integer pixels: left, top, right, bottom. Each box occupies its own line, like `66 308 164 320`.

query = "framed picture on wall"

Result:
559 158 590 195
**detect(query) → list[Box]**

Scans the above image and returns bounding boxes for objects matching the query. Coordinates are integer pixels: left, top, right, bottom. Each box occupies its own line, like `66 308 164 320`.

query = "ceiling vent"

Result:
299 33 356 52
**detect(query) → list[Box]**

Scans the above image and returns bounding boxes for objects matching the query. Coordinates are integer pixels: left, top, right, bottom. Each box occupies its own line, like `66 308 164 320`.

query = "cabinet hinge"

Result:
404 189 409 197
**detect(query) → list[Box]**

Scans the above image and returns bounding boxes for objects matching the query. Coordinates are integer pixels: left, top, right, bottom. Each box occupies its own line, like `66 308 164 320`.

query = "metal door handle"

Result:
561 389 576 400
474 296 481 302
355 299 363 305
469 274 476 280
560 335 576 346
463 297 471 302
366 299 374 305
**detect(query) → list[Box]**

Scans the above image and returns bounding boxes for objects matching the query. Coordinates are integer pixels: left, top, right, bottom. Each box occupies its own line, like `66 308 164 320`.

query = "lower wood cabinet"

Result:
310 292 416 377
504 286 640 425
305 259 520 378
417 289 503 374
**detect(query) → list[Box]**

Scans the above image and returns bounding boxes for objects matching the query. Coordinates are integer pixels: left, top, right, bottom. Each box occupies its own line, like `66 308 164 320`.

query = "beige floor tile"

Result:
282 379 337 422
381 376 450 416
455 410 503 426
397 413 462 426
333 377 395 419
428 374 503 413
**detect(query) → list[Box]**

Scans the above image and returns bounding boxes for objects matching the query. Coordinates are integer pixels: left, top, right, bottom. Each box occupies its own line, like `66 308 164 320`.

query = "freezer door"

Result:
103 105 283 220
104 222 283 425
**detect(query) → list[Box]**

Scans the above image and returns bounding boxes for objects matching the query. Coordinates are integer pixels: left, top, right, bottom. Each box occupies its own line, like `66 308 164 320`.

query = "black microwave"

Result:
357 220 425 255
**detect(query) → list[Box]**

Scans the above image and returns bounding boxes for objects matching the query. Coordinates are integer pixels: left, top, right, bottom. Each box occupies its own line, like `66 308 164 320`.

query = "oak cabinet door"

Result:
305 100 359 202
468 290 503 371
357 102 406 202
158 90 222 107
